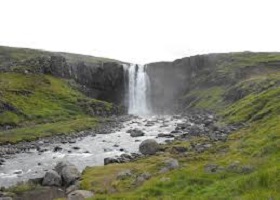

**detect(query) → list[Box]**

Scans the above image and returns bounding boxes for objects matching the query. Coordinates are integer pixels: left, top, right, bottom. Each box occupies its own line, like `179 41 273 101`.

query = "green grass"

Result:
0 72 114 144
0 45 121 66
80 111 280 199
0 117 98 144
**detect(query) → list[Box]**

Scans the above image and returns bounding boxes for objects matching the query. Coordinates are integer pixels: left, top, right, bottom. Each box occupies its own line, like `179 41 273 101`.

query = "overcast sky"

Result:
1 0 280 64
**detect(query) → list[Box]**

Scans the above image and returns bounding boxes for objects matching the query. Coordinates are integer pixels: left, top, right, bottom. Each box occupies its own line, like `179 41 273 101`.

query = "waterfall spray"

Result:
123 64 151 115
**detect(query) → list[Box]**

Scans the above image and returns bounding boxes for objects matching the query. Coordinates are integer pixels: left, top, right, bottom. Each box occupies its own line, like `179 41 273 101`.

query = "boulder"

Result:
67 190 94 200
42 170 62 187
54 161 81 186
139 139 159 155
61 165 81 187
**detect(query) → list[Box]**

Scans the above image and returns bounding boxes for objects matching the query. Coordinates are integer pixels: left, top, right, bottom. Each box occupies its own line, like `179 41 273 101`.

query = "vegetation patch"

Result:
0 72 114 143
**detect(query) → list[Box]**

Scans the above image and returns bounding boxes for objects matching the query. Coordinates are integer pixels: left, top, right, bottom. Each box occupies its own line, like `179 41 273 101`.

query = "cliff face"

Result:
147 52 280 113
0 46 125 104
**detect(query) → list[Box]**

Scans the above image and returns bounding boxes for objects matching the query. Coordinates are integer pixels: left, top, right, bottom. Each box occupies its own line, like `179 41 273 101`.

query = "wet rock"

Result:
104 157 119 165
42 170 62 187
139 139 159 155
13 170 22 175
67 190 94 200
145 122 155 127
170 130 183 134
53 146 63 152
127 129 145 137
68 139 76 144
157 133 175 138
116 169 133 180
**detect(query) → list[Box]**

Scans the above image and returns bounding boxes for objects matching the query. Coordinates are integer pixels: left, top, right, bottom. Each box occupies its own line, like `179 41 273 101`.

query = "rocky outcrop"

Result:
0 46 126 104
147 52 280 113
54 161 81 187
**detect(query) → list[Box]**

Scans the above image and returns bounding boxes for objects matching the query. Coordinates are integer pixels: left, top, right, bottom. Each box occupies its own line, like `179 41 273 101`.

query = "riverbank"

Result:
0 111 245 199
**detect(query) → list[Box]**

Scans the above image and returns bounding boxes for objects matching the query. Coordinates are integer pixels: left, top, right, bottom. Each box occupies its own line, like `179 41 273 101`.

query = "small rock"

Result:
160 158 179 173
241 165 254 174
104 157 119 165
53 146 63 152
171 146 187 154
204 164 224 173
116 169 132 180
133 172 151 186
157 133 175 138
127 129 145 137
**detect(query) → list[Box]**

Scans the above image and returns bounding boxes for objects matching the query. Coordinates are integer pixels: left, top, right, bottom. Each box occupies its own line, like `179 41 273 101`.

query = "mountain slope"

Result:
0 46 123 144
80 52 280 200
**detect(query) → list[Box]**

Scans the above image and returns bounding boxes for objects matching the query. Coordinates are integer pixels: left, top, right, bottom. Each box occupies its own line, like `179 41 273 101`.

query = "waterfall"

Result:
124 64 151 115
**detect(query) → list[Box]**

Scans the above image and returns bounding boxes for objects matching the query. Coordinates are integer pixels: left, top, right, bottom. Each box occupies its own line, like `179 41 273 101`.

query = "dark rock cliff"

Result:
0 46 126 104
147 52 280 113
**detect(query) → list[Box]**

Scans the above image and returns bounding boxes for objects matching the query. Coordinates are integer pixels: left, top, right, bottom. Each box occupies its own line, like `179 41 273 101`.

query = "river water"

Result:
0 115 186 188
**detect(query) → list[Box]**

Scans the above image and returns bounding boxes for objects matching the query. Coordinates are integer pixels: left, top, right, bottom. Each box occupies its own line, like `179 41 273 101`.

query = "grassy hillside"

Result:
0 46 120 66
0 72 116 144
78 52 280 200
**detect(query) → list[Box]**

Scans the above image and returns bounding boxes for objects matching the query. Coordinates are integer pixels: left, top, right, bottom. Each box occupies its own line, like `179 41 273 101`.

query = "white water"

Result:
124 64 151 115
0 116 183 187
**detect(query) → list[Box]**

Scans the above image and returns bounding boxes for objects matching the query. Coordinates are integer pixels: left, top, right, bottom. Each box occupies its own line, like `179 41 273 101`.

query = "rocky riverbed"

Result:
0 112 242 189
0 115 186 188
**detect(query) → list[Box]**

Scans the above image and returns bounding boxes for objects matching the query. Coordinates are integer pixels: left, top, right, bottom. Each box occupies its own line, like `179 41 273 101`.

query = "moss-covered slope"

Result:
0 72 119 144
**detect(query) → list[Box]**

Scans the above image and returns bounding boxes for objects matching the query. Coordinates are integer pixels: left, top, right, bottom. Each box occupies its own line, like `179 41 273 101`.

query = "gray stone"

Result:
67 190 94 200
204 164 224 173
139 139 159 155
66 182 80 194
54 161 81 186
42 170 62 187
127 129 145 137
160 158 179 173
116 169 133 180
134 172 151 186
104 157 119 165
61 165 81 187
241 165 254 174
